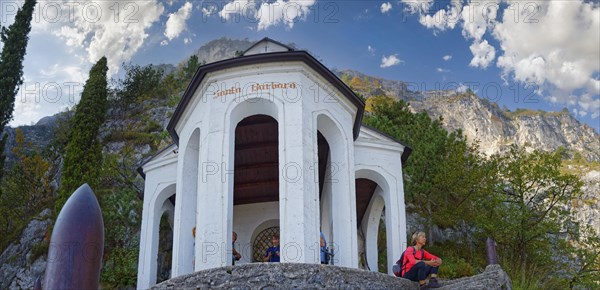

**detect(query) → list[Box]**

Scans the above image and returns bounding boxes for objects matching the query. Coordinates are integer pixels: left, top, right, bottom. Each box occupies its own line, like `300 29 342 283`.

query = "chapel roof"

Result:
167 38 366 143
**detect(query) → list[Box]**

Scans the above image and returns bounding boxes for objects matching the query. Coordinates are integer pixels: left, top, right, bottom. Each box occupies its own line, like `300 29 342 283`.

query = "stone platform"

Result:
152 263 511 290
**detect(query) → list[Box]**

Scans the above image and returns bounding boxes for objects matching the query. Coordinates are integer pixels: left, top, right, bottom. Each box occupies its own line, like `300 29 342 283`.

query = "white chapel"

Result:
136 38 412 288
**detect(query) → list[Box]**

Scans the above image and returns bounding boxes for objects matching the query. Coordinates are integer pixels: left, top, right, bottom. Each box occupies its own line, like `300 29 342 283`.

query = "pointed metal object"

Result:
43 184 104 289
486 237 498 265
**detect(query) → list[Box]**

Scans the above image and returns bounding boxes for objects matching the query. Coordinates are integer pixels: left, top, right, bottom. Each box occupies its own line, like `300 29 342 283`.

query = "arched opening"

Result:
232 114 280 264
317 131 332 263
316 113 358 267
355 178 380 271
156 195 175 283
252 226 280 262
355 168 399 275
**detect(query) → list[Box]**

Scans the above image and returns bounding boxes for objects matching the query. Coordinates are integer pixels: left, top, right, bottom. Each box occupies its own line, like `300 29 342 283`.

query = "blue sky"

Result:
2 0 599 132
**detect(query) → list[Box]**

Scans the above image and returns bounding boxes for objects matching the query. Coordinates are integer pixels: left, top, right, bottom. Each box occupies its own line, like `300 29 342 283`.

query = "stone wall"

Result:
152 263 511 290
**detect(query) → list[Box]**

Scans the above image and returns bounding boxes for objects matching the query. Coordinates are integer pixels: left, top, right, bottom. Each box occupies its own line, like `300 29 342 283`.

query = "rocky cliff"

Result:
0 209 52 289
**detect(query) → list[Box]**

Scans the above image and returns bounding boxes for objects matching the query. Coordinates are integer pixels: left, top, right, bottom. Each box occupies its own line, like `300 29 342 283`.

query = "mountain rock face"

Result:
0 209 51 289
191 37 254 64
1 115 60 167
336 69 600 162
409 93 600 161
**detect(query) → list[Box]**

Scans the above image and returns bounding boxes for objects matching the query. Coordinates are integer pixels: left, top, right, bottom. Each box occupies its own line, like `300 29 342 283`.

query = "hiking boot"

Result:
419 284 430 290
428 277 441 288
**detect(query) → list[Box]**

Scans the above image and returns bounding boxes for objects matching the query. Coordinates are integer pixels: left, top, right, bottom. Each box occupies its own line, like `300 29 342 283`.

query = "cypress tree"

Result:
0 0 37 187
55 57 108 213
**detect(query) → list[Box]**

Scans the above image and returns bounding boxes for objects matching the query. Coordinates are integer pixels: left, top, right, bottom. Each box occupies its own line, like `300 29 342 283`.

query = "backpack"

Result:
393 246 424 277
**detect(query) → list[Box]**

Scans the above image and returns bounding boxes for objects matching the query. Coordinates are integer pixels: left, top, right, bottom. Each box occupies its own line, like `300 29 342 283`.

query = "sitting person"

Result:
320 231 328 264
401 231 442 289
263 234 280 262
232 231 241 265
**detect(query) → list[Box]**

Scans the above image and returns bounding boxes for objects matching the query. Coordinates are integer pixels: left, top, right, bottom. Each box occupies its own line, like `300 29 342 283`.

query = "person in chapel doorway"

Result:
263 234 280 262
192 227 196 268
232 231 241 265
320 231 328 264
401 232 442 289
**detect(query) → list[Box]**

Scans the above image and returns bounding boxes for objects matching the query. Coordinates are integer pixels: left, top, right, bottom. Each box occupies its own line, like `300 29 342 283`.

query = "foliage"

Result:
365 95 394 113
56 57 109 214
476 146 584 287
427 240 485 278
563 225 600 289
364 99 489 245
0 0 36 188
116 63 164 108
349 76 365 90
0 128 56 252
97 152 143 288
437 257 476 278
377 215 387 273
30 240 49 263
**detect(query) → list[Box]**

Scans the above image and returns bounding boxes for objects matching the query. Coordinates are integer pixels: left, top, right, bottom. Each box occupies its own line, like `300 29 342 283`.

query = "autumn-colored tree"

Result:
0 128 55 251
349 76 364 89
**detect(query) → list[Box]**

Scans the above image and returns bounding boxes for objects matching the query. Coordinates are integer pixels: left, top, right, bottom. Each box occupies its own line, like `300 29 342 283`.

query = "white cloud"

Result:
257 0 316 30
219 0 255 20
202 5 217 16
494 1 600 116
184 37 192 44
368 45 375 56
164 2 193 41
380 54 402 68
381 2 392 13
469 40 495 68
578 94 600 119
219 0 316 30
442 55 452 61
400 0 434 14
437 68 450 73
34 1 165 76
461 1 499 42
160 40 169 46
405 0 599 118
417 0 462 32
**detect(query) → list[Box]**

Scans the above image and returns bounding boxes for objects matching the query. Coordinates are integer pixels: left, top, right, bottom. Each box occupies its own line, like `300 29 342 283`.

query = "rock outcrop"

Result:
152 263 511 290
0 209 51 289
439 264 511 290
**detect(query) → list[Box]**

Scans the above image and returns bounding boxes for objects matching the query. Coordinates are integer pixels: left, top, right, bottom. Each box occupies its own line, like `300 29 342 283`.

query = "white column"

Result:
172 129 200 276
195 124 229 270
329 140 359 267
279 106 320 264
395 165 408 253
137 191 161 289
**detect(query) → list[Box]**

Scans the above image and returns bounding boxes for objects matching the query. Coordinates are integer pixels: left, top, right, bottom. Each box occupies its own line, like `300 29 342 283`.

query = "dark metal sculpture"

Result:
43 184 104 289
486 237 498 265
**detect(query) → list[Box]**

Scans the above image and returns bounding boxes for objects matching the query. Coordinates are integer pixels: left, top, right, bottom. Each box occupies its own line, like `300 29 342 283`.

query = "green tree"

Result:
565 225 600 289
97 150 142 288
478 146 583 286
117 63 164 108
364 98 488 245
0 0 36 187
56 57 109 213
182 54 201 81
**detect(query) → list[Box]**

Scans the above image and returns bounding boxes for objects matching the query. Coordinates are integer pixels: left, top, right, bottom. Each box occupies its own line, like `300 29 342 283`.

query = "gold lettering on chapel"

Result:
213 82 297 99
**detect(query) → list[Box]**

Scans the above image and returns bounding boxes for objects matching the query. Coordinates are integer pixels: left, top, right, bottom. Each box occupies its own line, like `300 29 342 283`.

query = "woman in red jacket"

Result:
402 232 442 289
